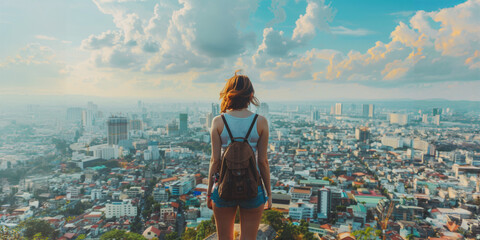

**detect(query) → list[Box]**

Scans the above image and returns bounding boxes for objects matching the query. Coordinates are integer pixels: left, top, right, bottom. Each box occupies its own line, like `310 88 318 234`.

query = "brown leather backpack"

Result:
217 114 261 201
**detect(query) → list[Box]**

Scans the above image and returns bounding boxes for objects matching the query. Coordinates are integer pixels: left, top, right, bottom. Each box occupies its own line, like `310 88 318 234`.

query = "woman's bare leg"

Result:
239 204 264 240
213 203 237 240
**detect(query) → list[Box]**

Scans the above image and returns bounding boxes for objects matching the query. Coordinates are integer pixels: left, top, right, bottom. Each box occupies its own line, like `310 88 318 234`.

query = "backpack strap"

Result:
221 114 234 143
244 114 259 142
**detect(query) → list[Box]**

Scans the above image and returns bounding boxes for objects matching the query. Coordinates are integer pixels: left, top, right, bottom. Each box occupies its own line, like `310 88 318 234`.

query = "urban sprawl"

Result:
1 100 480 240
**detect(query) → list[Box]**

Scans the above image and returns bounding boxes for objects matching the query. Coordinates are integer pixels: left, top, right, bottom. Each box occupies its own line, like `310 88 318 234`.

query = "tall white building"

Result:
368 104 375 118
335 103 343 116
82 110 95 127
91 144 120 160
289 200 314 220
105 200 137 219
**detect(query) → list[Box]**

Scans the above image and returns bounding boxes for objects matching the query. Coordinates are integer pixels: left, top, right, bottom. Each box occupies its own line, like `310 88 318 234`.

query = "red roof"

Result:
144 226 162 236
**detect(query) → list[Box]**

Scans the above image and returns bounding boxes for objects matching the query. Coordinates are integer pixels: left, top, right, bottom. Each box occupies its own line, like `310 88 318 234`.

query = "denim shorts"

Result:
211 185 268 209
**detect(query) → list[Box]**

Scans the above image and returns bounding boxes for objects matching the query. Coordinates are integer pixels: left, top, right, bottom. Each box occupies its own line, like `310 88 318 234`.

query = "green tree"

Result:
196 220 216 240
18 218 55 239
130 215 143 233
32 233 49 240
77 234 86 240
0 227 22 240
261 209 284 230
276 222 297 240
353 227 377 240
182 228 197 240
100 229 147 240
165 231 180 240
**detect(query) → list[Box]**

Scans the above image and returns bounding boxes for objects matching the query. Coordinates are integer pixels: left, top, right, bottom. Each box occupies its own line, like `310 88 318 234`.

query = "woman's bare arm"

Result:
207 116 222 196
257 116 271 197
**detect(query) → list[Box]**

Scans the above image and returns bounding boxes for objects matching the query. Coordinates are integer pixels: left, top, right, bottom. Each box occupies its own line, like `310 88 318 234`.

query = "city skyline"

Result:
1 0 479 101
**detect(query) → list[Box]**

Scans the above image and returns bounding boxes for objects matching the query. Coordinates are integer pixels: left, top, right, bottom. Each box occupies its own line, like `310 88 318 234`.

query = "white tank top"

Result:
220 113 259 151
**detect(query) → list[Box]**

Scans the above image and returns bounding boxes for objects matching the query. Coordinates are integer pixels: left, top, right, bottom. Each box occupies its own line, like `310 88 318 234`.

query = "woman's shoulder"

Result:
256 114 267 124
212 115 225 128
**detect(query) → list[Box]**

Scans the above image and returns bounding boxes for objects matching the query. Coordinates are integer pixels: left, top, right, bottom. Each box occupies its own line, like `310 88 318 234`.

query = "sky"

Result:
0 0 479 102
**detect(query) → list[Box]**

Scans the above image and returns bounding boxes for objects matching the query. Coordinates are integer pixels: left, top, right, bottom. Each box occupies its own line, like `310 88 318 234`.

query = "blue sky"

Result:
1 0 479 101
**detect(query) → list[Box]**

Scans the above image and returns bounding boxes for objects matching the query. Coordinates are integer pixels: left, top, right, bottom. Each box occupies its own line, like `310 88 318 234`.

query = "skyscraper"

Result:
335 103 342 116
179 113 188 133
355 127 370 143
206 112 213 129
368 104 375 118
433 108 442 116
362 104 375 118
311 110 320 121
211 103 220 116
317 188 332 220
107 116 128 145
362 104 369 117
82 110 95 127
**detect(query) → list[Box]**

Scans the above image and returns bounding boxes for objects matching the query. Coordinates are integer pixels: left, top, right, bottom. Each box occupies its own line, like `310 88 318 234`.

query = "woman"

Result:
207 71 272 240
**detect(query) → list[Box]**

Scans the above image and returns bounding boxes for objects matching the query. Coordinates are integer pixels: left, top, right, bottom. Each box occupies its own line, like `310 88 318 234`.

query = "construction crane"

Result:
376 200 395 240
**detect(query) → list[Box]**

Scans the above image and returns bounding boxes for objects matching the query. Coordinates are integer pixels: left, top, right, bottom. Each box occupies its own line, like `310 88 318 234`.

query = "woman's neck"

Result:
226 108 252 117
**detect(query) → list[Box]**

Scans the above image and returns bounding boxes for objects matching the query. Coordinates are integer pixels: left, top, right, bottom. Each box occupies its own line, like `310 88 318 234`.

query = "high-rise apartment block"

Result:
335 103 342 116
355 127 370 143
362 104 375 118
179 113 188 133
318 188 332 220
105 200 137 219
107 116 128 145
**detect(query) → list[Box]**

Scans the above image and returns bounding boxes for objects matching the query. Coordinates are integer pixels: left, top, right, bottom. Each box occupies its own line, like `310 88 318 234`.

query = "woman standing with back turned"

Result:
207 71 272 240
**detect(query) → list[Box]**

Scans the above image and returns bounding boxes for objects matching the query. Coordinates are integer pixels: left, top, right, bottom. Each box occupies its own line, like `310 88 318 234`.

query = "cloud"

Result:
292 0 335 42
266 0 287 27
35 35 57 41
253 0 335 67
330 26 373 36
81 30 123 50
0 43 66 92
82 0 259 73
313 0 480 86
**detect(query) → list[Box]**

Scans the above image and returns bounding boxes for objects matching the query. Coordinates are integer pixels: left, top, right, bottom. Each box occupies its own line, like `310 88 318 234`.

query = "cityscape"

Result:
1 99 480 239
1 0 480 239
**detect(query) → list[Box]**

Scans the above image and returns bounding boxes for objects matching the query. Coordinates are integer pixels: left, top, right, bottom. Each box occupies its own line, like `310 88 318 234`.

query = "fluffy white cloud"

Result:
253 0 335 68
314 0 480 85
292 0 334 42
83 0 259 73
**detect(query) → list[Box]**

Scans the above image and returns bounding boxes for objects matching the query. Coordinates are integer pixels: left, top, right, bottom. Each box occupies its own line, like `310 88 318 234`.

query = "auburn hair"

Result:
219 70 259 113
